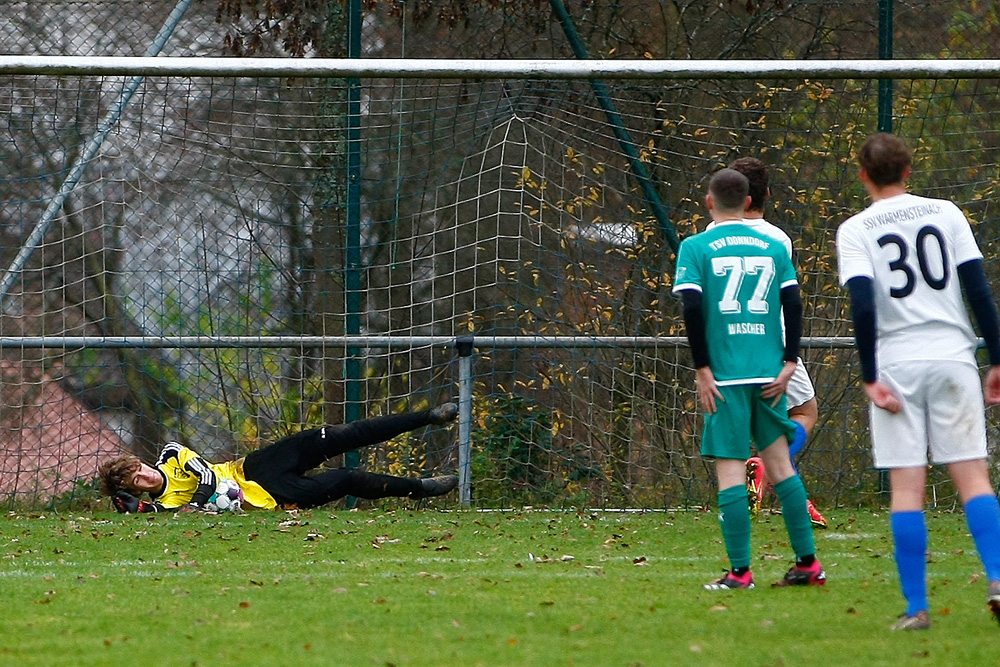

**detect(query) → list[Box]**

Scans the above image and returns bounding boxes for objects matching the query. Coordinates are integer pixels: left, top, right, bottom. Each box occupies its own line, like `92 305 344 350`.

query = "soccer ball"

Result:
206 478 244 512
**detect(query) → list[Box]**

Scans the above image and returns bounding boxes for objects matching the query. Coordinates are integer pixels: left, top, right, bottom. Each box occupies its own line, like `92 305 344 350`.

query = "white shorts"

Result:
786 358 816 410
870 360 988 469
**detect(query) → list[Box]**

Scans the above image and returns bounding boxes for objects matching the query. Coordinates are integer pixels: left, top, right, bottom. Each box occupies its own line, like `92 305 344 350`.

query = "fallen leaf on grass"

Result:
424 532 454 543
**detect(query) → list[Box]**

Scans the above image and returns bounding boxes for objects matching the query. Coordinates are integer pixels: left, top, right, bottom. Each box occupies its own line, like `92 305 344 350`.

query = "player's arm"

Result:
680 289 710 369
164 443 218 511
679 288 722 414
957 258 1000 404
780 284 803 362
845 276 876 383
182 453 217 510
761 284 802 401
958 259 1000 363
846 276 901 413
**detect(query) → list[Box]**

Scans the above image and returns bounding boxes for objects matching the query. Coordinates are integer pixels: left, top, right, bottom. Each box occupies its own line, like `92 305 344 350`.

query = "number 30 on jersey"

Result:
877 225 949 298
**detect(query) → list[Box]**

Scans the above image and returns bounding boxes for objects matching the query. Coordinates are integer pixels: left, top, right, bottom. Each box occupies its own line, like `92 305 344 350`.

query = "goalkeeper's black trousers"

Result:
242 409 436 508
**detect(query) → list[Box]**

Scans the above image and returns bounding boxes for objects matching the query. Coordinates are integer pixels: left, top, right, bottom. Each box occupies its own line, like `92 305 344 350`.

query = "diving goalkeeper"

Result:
98 403 460 513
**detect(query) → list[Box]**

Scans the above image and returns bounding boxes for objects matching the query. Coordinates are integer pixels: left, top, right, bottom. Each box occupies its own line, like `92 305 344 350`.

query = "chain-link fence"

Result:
2 1 1000 510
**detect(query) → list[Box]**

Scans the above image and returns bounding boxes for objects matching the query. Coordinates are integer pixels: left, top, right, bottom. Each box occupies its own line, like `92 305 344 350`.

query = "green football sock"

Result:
773 475 816 559
718 484 752 570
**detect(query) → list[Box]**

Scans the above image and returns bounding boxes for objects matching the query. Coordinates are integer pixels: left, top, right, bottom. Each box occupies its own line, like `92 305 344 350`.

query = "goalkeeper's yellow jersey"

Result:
213 458 277 509
151 443 278 510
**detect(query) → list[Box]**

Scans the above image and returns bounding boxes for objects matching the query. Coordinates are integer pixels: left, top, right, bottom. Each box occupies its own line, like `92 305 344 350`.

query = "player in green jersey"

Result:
729 156 827 528
673 168 824 590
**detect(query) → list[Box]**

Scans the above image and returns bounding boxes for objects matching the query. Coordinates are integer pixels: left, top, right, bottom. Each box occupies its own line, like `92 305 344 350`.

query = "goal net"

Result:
2 0 1000 510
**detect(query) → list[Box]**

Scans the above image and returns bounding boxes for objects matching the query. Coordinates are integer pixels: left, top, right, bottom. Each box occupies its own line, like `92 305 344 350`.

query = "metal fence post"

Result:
877 0 894 500
456 335 475 508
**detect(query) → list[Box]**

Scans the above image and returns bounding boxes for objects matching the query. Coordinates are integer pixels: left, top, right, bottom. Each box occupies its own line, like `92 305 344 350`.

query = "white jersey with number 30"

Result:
837 192 982 367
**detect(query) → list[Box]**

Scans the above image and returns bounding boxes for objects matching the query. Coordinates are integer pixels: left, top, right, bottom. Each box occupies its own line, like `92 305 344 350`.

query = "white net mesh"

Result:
3 1 1000 508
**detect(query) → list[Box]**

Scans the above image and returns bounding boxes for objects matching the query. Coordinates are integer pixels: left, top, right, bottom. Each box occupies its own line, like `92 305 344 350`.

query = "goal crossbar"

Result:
3 56 1000 80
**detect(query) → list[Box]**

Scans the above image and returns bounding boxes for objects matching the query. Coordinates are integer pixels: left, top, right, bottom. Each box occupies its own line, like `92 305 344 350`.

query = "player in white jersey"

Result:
837 133 1000 630
725 157 826 528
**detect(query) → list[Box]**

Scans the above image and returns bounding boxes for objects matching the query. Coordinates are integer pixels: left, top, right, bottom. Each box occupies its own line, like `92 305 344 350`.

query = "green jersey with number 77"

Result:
673 221 798 385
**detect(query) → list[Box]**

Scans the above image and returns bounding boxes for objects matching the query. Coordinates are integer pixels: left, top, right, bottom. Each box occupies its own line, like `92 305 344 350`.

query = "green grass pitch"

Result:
1 507 997 666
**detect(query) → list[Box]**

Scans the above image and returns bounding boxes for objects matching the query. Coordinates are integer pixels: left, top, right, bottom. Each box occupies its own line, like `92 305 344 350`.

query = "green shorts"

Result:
701 384 797 460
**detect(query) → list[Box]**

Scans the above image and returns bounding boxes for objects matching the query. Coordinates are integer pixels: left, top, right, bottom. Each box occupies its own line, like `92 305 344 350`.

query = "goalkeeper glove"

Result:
112 491 156 513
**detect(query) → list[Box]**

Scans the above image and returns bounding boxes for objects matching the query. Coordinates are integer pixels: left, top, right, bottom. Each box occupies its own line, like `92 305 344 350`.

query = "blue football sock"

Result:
787 421 808 463
891 511 928 616
965 494 1000 582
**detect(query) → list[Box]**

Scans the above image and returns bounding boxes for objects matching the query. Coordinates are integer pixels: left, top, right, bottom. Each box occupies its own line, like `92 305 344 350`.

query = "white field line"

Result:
0 541 899 581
